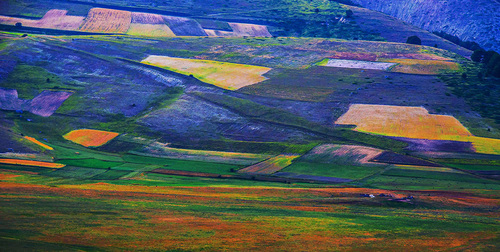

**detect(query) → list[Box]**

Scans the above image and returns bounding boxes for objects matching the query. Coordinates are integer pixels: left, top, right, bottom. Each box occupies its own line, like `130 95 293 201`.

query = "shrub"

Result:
406 36 421 45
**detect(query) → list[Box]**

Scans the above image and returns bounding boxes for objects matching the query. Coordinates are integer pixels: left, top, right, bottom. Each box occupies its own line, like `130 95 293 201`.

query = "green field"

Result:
282 162 384 180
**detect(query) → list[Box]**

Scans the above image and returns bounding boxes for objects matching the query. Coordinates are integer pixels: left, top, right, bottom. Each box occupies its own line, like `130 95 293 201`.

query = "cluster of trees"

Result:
406 35 422 45
433 31 483 51
472 50 500 78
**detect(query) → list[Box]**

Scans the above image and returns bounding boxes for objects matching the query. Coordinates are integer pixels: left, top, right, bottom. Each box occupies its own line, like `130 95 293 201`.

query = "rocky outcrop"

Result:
349 0 500 52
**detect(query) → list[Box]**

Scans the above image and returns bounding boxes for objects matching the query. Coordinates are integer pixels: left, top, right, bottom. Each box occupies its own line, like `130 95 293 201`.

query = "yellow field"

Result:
335 104 500 155
238 154 300 174
79 8 131 33
126 24 175 37
63 129 119 147
141 56 271 90
24 136 53 150
0 159 65 168
394 165 461 173
384 59 459 75
335 104 472 139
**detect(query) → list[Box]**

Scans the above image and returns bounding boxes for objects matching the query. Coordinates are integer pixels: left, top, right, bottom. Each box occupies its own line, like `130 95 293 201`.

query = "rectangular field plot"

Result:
126 23 175 37
57 159 124 169
335 104 500 155
317 59 396 70
444 164 500 171
335 104 472 140
123 154 241 175
79 8 131 33
140 143 271 165
205 23 272 37
46 167 107 179
300 144 384 165
281 162 383 180
238 154 300 174
141 56 271 90
381 167 493 184
91 170 132 180
0 9 84 30
385 59 459 75
0 159 65 169
363 175 500 190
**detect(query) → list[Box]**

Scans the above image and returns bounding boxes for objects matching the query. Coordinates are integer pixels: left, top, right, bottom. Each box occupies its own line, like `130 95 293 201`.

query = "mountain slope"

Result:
350 0 500 52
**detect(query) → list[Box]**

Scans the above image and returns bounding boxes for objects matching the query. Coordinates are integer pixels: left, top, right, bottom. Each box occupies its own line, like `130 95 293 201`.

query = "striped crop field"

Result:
335 104 500 155
63 129 119 147
141 56 272 90
127 12 175 37
24 136 53 150
0 9 84 30
142 142 271 165
205 23 272 37
385 59 459 75
238 154 300 174
127 24 176 37
0 159 65 168
302 144 383 165
79 8 131 33
393 165 461 173
317 59 396 70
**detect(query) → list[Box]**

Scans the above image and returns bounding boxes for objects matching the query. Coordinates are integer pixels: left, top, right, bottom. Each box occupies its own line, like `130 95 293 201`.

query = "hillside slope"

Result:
350 0 500 52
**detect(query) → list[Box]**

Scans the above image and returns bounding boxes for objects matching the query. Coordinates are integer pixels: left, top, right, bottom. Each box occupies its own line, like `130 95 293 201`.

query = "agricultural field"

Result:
385 59 460 75
126 24 175 37
141 56 272 90
205 23 272 37
238 154 300 174
300 144 384 165
317 58 396 70
79 8 131 33
63 129 119 147
335 104 500 155
0 159 65 168
23 136 53 150
335 104 472 139
0 9 84 30
140 141 271 165
0 0 499 250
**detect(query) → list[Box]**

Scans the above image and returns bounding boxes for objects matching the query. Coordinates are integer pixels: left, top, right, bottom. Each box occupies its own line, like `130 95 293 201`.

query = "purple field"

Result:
371 151 444 167
0 88 72 117
389 137 475 153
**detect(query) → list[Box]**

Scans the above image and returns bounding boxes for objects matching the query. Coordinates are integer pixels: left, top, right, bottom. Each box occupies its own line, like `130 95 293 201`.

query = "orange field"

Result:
0 159 65 168
238 154 300 174
79 8 131 33
335 104 500 155
385 59 459 75
141 56 272 90
24 136 53 150
63 129 119 147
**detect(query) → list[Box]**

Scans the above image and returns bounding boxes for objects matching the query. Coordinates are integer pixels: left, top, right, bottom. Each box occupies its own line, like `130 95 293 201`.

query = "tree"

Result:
471 50 485 62
15 22 22 27
346 9 353 18
406 36 421 45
